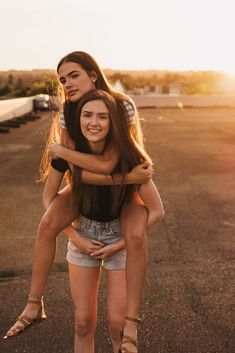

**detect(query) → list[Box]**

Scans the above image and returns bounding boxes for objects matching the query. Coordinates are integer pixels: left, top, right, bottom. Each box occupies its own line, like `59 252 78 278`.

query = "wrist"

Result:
58 145 66 158
111 240 125 252
126 173 133 185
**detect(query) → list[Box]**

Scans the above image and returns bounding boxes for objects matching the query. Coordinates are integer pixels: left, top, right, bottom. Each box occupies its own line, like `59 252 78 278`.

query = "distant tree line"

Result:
0 69 230 98
0 70 59 98
107 70 228 94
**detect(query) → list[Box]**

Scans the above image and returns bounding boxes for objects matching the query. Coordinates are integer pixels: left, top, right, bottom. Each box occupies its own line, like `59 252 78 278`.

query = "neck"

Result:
88 141 105 155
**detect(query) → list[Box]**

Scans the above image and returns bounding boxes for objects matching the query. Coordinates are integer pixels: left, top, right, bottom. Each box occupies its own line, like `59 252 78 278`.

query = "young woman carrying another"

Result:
46 89 164 353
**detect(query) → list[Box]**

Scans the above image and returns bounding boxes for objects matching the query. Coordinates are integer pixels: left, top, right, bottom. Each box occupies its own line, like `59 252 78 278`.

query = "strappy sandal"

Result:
3 296 47 339
119 316 141 353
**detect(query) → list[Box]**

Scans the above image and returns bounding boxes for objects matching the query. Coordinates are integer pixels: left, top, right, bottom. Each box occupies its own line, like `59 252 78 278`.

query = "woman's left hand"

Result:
129 163 153 184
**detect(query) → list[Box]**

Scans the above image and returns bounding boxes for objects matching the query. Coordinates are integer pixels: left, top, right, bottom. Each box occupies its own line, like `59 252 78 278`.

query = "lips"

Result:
68 90 78 97
88 128 101 133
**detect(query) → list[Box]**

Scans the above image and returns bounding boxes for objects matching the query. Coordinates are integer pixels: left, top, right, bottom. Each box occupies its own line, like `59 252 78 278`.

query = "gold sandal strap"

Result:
10 326 25 335
28 294 43 300
27 299 42 305
17 315 33 327
121 335 138 348
120 348 136 353
126 316 141 323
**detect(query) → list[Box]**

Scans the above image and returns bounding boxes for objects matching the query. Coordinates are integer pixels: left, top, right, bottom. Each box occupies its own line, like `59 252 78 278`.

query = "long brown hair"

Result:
40 51 147 181
71 90 151 217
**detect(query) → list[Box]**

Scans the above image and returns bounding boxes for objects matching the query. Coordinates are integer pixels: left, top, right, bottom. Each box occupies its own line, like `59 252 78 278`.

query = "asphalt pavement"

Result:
0 108 234 353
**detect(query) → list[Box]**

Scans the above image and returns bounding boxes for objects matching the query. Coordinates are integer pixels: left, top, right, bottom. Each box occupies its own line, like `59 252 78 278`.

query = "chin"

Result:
69 95 80 102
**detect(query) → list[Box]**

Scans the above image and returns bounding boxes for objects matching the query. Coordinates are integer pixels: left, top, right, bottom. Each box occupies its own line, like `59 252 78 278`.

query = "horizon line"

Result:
0 67 232 74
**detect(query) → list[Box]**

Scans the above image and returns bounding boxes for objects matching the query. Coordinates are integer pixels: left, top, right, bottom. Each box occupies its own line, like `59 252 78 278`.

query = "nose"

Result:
90 115 98 125
64 77 72 89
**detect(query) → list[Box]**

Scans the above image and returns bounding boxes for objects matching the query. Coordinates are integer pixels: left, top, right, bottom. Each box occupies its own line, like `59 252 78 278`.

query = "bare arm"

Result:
60 128 75 149
52 129 152 180
64 225 104 254
80 163 153 185
49 142 119 174
138 179 165 229
63 224 125 259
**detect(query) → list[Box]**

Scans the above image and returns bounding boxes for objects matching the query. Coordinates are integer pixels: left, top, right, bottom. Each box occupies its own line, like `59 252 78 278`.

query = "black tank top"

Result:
51 158 131 222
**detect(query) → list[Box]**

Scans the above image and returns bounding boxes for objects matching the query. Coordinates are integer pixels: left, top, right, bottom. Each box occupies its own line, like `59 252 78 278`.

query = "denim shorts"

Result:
66 215 126 270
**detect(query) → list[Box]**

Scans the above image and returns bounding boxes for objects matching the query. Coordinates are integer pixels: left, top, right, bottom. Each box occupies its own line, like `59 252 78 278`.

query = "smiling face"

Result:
80 99 110 153
58 62 96 102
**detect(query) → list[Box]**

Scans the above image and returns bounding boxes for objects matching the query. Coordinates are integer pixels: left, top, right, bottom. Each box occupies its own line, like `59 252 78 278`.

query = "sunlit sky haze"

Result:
0 0 234 75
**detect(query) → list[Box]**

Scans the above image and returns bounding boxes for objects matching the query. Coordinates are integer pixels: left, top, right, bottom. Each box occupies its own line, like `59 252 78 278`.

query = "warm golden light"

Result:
225 69 235 79
0 0 234 73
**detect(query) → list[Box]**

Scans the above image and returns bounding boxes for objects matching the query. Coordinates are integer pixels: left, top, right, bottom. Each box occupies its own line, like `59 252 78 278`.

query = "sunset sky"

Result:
1 0 234 74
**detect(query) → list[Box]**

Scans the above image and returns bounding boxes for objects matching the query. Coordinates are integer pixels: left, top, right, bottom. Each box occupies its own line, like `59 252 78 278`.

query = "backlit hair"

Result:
71 89 152 216
40 51 149 181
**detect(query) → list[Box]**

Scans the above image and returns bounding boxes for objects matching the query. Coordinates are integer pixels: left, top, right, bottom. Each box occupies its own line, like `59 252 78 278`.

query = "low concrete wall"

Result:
1 95 235 123
0 97 35 122
131 94 235 108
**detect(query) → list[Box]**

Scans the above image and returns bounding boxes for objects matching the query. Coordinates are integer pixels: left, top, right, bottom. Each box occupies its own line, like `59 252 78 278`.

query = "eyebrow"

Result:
59 70 80 81
82 110 110 116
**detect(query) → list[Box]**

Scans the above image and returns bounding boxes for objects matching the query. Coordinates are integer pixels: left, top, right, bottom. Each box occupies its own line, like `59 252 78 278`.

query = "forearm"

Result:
60 129 74 149
63 224 80 242
138 179 165 229
108 238 126 252
81 170 137 185
55 145 118 174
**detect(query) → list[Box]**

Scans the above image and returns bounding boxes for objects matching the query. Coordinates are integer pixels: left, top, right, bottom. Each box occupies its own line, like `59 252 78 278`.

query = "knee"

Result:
37 212 61 240
75 316 96 338
125 228 147 251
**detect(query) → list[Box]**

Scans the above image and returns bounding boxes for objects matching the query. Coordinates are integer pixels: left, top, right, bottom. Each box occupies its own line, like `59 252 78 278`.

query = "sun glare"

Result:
223 66 235 79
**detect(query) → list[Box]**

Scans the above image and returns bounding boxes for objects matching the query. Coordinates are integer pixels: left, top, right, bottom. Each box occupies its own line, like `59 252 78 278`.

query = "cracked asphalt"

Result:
0 108 234 353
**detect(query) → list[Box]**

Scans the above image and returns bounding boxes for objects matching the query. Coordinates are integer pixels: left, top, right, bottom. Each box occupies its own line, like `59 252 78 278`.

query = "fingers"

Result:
144 165 154 177
140 161 151 168
91 240 104 247
73 239 103 255
88 240 104 253
93 255 104 259
90 246 105 255
142 162 150 169
90 247 106 258
139 163 154 174
141 164 153 178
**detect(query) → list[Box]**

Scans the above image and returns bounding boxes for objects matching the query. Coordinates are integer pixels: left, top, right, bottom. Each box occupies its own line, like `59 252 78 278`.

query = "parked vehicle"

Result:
34 94 49 111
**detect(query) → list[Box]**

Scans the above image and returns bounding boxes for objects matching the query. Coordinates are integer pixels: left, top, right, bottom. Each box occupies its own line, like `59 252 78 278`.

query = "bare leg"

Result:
30 187 77 295
106 269 126 353
4 186 78 338
69 264 100 353
120 193 148 352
